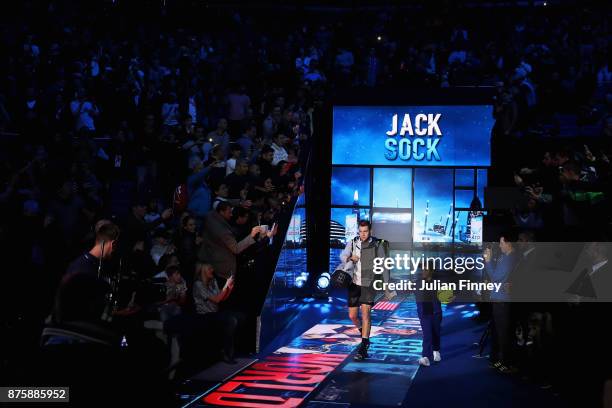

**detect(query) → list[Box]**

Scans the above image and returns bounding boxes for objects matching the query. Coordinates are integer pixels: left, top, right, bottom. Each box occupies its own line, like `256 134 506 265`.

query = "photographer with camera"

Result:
40 267 172 405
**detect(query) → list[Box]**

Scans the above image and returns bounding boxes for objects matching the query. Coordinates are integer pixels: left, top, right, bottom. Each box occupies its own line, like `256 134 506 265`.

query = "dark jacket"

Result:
485 251 519 301
341 236 390 287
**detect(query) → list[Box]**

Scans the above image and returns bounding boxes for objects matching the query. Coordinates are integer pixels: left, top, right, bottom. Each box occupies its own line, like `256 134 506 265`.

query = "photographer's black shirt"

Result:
66 253 100 276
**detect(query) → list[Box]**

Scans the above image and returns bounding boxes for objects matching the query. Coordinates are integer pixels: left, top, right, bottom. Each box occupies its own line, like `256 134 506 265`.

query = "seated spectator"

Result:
179 114 195 141
270 133 289 165
226 85 251 139
248 135 264 164
225 143 242 176
154 254 181 280
182 125 207 160
237 124 256 159
46 180 87 250
248 176 275 204
204 144 227 187
128 239 158 284
303 60 326 82
161 92 180 128
159 265 187 322
193 262 244 363
212 183 250 210
230 206 251 241
123 198 173 253
150 229 175 266
144 198 163 227
224 159 251 199
257 145 277 180
262 107 281 142
212 183 231 210
186 157 214 220
70 88 99 133
176 216 200 281
207 118 230 157
248 163 262 185
335 47 355 75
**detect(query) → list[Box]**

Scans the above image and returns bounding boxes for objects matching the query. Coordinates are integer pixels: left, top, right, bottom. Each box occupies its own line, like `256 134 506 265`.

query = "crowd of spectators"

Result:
0 0 611 404
474 6 611 405
0 1 318 391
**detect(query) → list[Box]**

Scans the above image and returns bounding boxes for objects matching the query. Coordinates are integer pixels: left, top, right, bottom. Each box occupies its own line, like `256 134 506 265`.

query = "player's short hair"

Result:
358 220 371 229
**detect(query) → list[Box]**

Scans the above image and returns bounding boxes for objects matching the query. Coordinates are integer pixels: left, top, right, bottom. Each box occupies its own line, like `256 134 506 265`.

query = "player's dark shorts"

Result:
348 282 375 307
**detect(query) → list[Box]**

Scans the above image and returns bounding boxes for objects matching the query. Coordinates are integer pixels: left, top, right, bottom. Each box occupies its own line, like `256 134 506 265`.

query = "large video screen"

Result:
332 105 493 167
330 104 491 260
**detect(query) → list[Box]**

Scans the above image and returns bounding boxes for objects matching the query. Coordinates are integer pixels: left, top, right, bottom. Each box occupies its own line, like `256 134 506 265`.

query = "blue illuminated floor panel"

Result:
305 297 425 407
181 294 435 407
179 297 569 408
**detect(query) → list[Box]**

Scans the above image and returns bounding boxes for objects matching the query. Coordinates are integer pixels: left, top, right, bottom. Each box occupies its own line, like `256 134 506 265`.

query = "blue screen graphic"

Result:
455 169 475 186
373 168 412 208
332 105 493 166
455 189 475 209
331 167 371 206
413 169 454 243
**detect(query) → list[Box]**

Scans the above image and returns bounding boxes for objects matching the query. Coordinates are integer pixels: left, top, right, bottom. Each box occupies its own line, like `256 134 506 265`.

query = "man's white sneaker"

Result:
433 351 441 362
418 357 430 366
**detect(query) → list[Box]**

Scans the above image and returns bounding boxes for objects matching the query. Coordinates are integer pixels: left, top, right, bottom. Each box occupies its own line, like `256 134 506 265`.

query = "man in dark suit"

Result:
484 231 520 373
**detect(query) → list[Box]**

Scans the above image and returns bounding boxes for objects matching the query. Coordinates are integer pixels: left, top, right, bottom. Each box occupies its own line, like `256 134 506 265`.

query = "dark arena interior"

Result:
1 0 612 407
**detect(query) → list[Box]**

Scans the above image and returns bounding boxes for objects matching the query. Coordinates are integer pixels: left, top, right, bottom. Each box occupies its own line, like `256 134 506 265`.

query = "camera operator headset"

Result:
99 238 122 323
92 222 124 322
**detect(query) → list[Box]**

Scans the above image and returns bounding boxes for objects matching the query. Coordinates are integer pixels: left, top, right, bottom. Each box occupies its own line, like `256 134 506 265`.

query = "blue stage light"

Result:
295 276 306 288
317 272 331 290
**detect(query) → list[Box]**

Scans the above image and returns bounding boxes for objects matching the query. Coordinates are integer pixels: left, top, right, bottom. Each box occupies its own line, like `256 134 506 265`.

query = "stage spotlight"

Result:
317 272 331 290
294 272 309 289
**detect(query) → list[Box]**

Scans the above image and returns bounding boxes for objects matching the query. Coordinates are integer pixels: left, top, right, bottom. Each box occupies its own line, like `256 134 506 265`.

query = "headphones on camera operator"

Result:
92 222 122 322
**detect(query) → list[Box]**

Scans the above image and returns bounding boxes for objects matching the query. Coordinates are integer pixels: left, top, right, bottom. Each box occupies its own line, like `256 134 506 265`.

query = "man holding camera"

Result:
339 220 391 361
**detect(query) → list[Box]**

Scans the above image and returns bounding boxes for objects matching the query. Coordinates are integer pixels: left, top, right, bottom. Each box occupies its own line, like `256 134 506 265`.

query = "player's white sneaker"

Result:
418 357 430 366
433 351 441 362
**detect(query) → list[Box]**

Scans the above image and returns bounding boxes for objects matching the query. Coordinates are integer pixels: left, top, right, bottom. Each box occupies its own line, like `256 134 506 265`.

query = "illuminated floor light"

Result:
317 272 331 290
